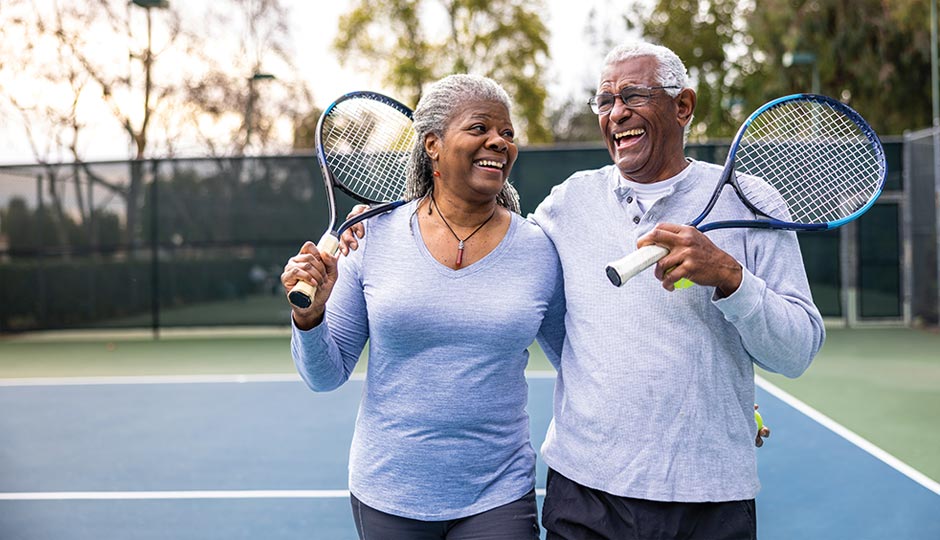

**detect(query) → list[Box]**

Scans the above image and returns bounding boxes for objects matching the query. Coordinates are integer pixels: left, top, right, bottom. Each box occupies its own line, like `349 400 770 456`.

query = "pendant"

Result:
456 240 465 267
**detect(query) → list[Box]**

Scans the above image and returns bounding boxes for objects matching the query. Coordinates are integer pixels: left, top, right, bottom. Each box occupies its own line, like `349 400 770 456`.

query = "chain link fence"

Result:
904 128 940 325
0 140 926 334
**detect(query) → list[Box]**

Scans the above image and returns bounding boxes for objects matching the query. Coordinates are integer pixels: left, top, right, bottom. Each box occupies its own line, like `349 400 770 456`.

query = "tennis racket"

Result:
288 91 416 308
605 93 886 287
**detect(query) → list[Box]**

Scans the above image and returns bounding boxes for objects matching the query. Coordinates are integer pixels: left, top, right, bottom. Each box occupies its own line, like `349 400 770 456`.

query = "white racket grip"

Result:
317 232 341 257
605 245 670 287
287 233 342 309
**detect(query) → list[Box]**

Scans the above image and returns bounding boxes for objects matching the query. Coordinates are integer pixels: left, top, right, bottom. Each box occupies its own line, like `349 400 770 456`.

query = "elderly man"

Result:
532 41 824 540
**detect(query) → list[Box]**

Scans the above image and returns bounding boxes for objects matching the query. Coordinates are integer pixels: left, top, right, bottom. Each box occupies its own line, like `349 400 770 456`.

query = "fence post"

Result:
934 128 940 325
36 172 49 327
150 159 160 339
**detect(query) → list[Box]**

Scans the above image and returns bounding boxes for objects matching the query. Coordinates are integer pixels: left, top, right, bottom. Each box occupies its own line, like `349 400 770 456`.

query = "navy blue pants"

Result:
350 489 540 540
542 469 756 540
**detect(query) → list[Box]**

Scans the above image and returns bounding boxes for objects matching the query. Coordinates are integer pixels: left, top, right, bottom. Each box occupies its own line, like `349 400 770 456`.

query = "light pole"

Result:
130 0 170 159
131 0 169 339
245 72 275 154
782 51 819 94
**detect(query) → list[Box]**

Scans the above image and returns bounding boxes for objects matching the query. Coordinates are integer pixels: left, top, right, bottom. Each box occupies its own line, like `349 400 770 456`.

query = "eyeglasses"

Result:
588 86 681 115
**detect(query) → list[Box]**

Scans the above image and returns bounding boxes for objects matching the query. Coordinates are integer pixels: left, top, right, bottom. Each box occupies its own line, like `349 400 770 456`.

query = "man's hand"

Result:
755 404 771 447
338 204 370 255
637 223 742 297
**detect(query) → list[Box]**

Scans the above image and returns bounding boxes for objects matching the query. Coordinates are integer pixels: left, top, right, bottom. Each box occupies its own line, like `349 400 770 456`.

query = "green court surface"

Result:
0 331 298 377
757 327 940 483
1 325 937 482
90 295 291 329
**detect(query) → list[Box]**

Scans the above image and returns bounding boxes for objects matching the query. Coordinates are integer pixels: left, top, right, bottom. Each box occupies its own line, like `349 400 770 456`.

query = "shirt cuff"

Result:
713 267 765 322
291 314 328 339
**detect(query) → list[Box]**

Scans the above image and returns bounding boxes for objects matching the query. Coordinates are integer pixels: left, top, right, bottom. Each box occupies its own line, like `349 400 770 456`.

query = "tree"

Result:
1 0 185 247
546 7 623 144
333 0 553 143
291 106 323 152
548 96 604 144
745 0 932 135
626 0 932 138
0 0 316 248
628 0 753 140
180 0 316 156
1 0 316 159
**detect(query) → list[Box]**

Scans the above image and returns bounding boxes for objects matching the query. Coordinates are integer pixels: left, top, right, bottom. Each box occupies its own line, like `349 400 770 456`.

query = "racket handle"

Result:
605 245 670 287
287 233 342 309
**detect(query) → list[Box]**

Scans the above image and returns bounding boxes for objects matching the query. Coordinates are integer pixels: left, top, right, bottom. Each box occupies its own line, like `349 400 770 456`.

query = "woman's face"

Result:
425 98 518 203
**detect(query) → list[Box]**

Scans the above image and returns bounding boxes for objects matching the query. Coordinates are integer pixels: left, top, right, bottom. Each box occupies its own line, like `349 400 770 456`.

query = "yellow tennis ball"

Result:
755 411 764 432
674 278 694 289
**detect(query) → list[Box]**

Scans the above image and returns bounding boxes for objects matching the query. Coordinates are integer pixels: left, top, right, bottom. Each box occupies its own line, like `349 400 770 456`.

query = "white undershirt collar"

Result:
619 162 694 212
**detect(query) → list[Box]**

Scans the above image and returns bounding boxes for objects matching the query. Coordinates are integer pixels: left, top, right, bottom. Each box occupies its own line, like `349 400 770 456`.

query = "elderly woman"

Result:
280 74 566 539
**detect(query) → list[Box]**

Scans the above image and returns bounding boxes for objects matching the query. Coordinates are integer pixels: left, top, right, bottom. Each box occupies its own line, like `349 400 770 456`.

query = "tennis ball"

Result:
674 278 694 289
754 411 764 432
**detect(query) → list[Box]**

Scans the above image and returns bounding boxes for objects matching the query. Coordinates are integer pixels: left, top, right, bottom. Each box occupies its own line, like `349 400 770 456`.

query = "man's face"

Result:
597 56 692 184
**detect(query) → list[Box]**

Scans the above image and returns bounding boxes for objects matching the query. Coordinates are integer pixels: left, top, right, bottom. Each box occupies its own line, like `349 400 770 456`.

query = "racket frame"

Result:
288 91 414 309
314 90 415 236
605 93 887 287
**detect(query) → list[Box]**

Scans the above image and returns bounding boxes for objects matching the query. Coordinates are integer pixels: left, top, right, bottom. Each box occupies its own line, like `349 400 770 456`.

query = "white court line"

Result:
0 489 548 501
0 371 559 387
0 372 558 502
525 370 557 379
10 373 934 499
756 374 940 496
0 490 349 500
0 373 305 386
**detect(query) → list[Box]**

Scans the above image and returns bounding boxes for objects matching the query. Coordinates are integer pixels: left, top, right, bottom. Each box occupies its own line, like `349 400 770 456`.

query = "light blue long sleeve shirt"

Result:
530 161 825 502
291 200 566 520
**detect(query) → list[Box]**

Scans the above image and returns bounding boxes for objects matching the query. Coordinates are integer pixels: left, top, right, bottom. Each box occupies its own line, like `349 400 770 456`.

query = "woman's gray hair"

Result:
404 74 521 213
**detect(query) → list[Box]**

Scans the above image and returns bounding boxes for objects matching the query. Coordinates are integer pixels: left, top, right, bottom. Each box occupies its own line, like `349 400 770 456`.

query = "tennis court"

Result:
1 327 938 539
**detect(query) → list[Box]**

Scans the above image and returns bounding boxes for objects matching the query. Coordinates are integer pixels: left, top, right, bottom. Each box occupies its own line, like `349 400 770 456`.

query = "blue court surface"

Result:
1 374 938 539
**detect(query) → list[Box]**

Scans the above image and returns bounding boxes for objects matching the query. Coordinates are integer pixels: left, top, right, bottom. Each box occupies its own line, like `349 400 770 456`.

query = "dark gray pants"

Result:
542 469 757 540
350 489 540 540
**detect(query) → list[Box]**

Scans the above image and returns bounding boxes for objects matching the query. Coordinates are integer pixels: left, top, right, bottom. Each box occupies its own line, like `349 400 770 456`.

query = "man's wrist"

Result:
716 262 743 299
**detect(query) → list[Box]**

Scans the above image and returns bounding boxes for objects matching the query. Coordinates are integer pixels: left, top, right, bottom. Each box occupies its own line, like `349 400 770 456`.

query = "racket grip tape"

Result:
287 233 342 309
605 245 670 287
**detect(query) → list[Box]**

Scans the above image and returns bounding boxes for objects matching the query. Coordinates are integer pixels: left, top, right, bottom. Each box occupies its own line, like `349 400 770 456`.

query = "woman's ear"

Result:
424 133 440 161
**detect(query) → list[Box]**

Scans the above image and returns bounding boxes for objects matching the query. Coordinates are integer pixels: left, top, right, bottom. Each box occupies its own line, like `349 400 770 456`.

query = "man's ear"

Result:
676 88 696 128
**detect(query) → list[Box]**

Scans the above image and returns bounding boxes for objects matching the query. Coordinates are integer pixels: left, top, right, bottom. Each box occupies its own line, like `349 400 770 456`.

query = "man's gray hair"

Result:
602 41 693 141
405 74 521 213
601 41 690 98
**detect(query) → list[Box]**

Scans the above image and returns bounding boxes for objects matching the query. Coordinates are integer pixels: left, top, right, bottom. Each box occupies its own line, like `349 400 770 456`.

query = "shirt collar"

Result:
612 158 697 201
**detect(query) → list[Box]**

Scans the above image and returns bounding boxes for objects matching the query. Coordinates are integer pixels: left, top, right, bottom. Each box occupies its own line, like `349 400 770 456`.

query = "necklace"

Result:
429 193 498 267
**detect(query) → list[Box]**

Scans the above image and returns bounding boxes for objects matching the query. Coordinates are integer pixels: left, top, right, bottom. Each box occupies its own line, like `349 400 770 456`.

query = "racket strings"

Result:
741 117 871 222
734 98 883 225
322 98 417 202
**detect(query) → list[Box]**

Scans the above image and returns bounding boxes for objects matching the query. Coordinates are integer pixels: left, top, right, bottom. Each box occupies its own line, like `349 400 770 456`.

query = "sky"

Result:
0 1 634 165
